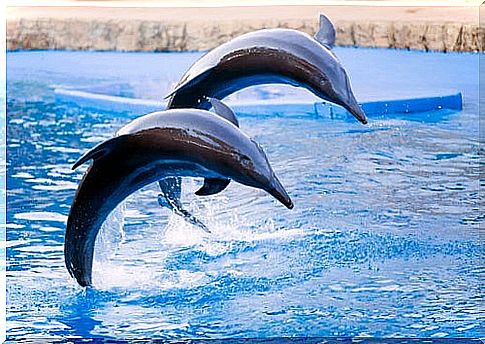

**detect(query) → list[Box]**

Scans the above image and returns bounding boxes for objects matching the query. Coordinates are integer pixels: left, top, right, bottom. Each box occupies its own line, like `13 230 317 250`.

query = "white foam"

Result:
88 184 310 291
16 245 63 253
11 172 34 179
14 211 68 223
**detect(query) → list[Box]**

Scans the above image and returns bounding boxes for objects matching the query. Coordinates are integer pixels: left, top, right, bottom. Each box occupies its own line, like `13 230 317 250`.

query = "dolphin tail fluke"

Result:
72 135 129 170
157 194 211 233
314 14 336 49
157 178 211 233
158 178 182 203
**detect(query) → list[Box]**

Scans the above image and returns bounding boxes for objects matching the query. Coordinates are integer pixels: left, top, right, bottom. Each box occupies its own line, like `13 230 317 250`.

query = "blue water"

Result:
6 48 483 340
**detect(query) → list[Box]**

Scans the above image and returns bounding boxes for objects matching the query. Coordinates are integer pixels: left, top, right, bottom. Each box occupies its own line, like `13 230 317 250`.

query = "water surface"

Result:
6 48 483 340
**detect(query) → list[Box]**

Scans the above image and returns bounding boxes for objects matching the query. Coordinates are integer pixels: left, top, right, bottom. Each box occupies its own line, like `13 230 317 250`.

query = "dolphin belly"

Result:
167 56 310 110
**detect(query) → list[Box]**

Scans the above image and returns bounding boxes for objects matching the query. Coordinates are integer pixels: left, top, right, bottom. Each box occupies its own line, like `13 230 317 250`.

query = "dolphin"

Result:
65 108 293 287
166 15 367 124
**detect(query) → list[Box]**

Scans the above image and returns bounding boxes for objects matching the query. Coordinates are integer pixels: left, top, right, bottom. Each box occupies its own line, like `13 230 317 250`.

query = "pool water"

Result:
6 48 483 340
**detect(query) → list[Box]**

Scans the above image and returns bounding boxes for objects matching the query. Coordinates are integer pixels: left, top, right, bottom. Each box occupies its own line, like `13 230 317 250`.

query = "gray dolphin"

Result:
65 108 293 287
166 15 367 124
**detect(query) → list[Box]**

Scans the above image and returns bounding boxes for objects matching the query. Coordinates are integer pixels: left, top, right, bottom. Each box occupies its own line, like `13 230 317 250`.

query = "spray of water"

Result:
91 201 127 287
87 179 305 291
94 202 127 263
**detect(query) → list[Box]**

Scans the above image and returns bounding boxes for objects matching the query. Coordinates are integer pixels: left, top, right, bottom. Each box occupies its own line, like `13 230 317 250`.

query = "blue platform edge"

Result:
54 88 463 120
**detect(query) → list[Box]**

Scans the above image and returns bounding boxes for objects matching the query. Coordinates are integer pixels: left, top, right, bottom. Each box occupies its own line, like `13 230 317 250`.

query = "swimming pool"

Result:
6 48 483 340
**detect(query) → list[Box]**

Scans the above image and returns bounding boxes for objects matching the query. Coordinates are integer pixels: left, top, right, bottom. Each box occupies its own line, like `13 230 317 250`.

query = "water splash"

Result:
92 201 127 287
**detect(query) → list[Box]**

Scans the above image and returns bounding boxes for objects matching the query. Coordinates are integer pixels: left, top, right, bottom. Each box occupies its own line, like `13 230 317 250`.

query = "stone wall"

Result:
7 7 484 52
334 21 483 52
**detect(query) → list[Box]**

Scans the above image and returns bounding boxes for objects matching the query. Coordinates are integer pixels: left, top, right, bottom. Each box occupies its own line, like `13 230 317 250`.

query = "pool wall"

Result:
6 5 484 53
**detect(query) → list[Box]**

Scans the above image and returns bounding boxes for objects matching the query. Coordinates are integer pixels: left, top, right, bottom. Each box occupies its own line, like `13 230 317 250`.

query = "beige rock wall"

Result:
334 21 483 52
7 6 483 52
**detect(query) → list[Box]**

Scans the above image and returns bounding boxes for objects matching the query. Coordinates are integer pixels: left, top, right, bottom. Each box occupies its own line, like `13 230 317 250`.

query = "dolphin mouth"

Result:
267 175 294 209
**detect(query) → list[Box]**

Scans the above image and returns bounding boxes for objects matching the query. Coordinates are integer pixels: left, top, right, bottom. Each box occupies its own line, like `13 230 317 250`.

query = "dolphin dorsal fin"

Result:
207 97 239 127
72 135 127 170
314 14 336 49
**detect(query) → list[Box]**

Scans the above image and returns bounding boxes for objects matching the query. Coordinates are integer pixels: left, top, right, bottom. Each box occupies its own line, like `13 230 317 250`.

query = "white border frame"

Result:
1 1 6 343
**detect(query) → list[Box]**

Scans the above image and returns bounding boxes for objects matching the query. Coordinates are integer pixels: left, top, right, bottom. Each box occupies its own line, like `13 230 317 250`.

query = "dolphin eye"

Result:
239 155 252 167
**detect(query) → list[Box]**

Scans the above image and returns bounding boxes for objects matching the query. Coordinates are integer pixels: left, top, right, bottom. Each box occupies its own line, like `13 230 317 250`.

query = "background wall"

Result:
6 2 484 52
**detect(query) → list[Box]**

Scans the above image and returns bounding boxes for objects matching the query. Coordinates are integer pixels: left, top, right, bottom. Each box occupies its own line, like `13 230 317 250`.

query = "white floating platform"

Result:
54 86 462 121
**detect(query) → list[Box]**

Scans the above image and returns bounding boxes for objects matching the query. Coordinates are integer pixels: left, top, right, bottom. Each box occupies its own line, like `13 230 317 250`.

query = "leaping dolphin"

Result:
65 108 293 287
166 15 367 124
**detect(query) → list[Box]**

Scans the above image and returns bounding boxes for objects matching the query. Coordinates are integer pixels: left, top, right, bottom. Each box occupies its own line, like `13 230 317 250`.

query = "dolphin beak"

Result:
267 175 294 209
345 97 368 125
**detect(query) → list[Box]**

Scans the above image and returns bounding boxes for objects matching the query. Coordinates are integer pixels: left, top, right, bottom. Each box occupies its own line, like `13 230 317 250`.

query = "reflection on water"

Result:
6 50 483 340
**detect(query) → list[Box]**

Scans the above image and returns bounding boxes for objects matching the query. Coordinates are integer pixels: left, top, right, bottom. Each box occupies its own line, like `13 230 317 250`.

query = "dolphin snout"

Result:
344 97 368 125
267 175 294 209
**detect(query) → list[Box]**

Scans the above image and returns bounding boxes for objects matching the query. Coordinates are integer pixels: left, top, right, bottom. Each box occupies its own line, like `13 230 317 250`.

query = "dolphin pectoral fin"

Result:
207 97 239 127
314 14 336 48
195 178 230 196
157 194 211 233
72 135 129 170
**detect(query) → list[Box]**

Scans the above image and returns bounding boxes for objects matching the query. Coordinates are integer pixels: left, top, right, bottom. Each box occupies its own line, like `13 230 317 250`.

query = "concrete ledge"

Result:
7 5 483 52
